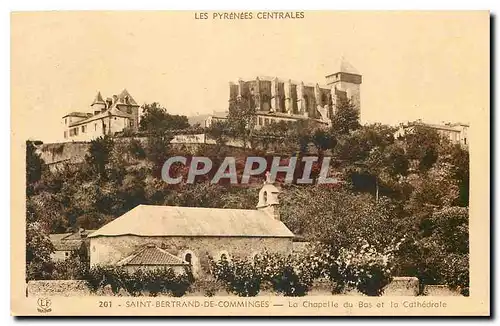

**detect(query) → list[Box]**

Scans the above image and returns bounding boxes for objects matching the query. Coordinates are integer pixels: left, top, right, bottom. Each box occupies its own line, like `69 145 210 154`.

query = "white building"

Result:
395 120 469 147
62 89 140 142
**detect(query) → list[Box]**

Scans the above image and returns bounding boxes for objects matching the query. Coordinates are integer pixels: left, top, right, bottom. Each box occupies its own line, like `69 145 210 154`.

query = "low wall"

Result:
423 285 461 296
27 277 451 297
27 280 92 297
383 276 420 296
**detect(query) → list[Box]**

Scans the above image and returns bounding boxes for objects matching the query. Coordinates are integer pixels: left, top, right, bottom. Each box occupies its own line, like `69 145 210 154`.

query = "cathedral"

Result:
224 58 362 129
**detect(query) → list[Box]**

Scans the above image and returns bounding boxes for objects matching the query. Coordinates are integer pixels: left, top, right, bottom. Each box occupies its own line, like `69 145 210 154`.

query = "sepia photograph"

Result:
10 10 490 316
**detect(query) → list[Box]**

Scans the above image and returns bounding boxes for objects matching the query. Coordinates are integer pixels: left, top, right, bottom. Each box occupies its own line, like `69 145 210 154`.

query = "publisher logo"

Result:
37 298 52 313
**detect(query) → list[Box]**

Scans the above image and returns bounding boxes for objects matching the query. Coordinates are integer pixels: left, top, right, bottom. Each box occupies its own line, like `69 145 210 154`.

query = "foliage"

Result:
205 120 231 146
85 136 115 179
127 138 146 159
52 253 89 280
403 125 441 172
254 252 316 296
85 265 193 296
315 240 401 296
210 256 262 297
227 97 256 148
280 186 403 251
139 102 190 133
25 110 470 292
26 140 45 195
330 98 360 135
26 222 55 280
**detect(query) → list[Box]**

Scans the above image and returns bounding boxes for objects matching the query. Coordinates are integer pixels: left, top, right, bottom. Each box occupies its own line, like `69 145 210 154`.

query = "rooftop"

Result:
117 245 189 266
88 204 294 238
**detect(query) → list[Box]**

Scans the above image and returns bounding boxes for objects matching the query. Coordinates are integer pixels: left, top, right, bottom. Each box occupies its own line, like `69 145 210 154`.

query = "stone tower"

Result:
325 57 362 111
256 173 281 221
91 91 107 114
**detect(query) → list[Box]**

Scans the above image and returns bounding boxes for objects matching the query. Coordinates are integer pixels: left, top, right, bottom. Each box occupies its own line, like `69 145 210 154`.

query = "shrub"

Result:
85 266 193 296
128 139 146 159
254 252 316 297
210 257 261 297
52 253 89 280
440 253 469 296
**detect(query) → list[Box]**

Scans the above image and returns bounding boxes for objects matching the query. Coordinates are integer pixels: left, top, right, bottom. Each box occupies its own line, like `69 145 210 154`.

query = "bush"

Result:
305 240 400 296
332 241 397 296
209 252 316 297
440 253 469 296
128 139 146 159
85 266 194 296
52 253 89 280
210 257 261 297
254 252 316 297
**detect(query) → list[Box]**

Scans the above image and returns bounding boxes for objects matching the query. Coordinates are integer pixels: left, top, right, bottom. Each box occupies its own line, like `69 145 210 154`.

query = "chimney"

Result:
256 172 281 220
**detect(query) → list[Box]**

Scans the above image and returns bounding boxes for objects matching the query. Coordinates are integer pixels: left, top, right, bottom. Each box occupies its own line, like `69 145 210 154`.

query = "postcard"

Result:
11 10 490 316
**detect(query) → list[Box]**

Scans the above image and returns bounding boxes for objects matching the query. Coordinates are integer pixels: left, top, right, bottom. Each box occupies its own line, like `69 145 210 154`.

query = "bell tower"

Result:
256 172 281 221
325 57 362 111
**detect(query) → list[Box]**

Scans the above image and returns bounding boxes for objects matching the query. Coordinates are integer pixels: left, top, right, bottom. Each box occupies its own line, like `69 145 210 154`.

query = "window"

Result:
81 125 86 133
258 117 263 126
64 131 67 139
464 138 467 145
94 123 97 131
185 253 192 264
65 118 67 125
65 252 69 257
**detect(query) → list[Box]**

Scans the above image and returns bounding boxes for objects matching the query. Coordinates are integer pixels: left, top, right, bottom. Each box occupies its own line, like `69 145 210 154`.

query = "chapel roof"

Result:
88 204 294 238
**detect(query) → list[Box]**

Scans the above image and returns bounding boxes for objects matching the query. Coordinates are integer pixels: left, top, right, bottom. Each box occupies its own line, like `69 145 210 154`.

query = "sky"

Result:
11 11 489 143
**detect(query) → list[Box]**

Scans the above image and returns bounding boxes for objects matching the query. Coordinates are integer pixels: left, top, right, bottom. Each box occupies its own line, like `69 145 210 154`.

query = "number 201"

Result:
99 301 112 308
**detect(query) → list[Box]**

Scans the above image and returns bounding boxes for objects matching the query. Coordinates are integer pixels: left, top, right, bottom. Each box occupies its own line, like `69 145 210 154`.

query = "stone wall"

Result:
36 142 90 166
28 277 459 297
27 280 92 297
423 285 461 296
383 276 420 296
90 235 293 277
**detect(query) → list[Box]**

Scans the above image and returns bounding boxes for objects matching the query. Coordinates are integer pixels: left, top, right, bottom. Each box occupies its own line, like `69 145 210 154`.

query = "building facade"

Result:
395 120 469 147
221 58 362 129
62 89 140 142
49 229 94 262
88 182 295 278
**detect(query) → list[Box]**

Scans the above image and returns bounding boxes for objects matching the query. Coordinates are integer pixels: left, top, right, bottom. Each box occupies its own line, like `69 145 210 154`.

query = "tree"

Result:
330 98 361 135
26 140 44 194
205 120 231 146
395 206 469 295
139 102 190 133
85 136 114 180
227 97 256 148
26 222 55 280
335 124 402 200
145 131 174 178
403 126 440 172
311 128 337 157
279 185 403 252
